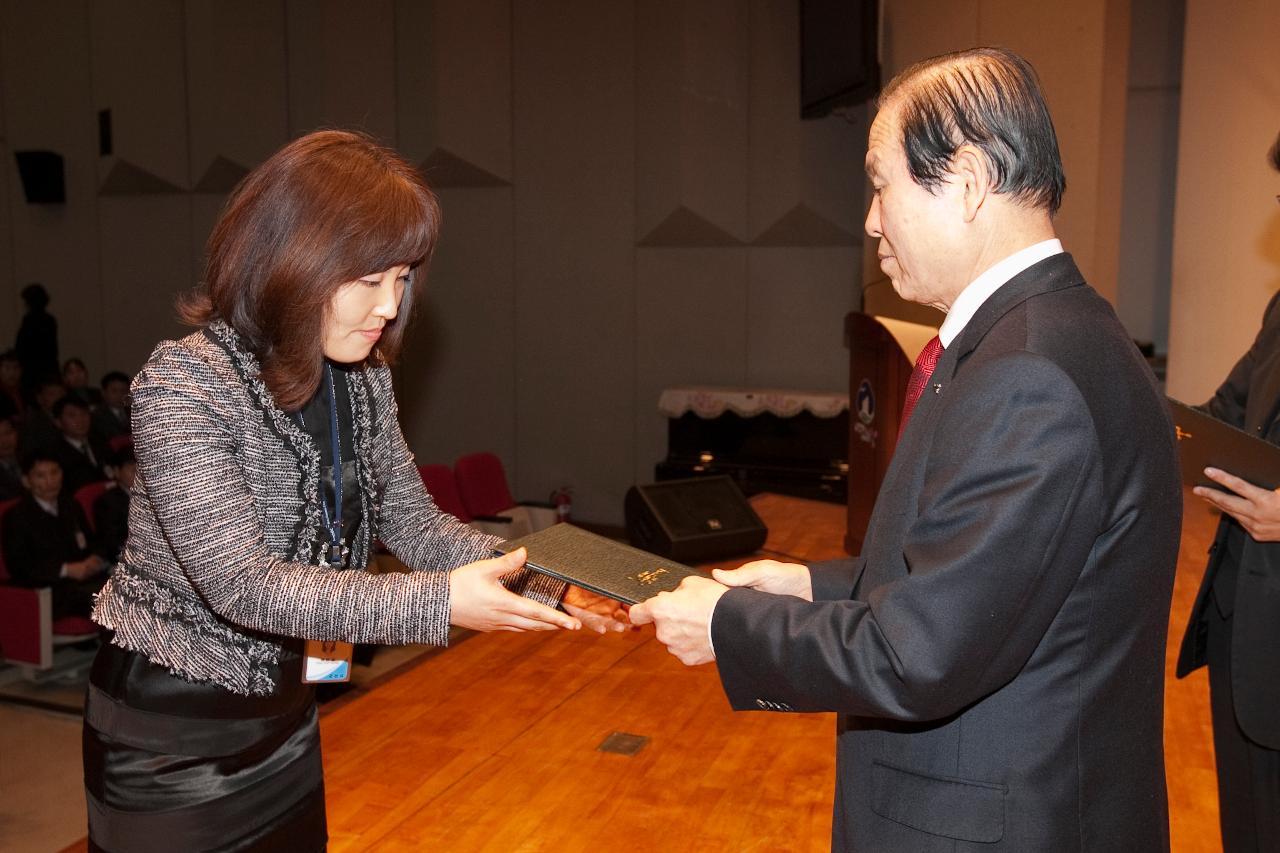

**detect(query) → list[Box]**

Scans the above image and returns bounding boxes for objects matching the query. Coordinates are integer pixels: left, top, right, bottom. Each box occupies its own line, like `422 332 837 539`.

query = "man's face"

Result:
102 379 129 409
0 359 18 388
864 104 966 311
114 460 136 492
37 383 65 412
0 421 16 457
56 404 91 440
23 460 62 502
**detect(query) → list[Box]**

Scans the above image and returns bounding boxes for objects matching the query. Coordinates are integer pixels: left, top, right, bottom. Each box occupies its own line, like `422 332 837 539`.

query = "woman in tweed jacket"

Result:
83 131 621 853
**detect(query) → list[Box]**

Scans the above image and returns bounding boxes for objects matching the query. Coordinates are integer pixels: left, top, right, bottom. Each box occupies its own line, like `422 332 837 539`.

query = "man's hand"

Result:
629 576 728 666
712 559 812 600
65 556 106 581
561 585 629 634
1195 467 1280 541
450 549 582 632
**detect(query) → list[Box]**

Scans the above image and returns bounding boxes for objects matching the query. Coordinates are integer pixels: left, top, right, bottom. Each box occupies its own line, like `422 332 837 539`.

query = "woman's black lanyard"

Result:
296 364 346 567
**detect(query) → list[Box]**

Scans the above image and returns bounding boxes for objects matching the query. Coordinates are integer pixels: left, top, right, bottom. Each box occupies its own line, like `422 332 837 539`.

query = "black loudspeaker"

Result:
14 150 66 204
625 475 768 563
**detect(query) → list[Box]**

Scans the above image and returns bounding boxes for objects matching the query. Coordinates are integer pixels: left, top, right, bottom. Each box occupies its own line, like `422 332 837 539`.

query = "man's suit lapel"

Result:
860 253 1088 595
906 253 1086 433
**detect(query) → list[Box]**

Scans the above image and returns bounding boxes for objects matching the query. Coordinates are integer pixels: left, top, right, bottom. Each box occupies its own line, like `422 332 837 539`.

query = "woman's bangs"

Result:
351 176 438 278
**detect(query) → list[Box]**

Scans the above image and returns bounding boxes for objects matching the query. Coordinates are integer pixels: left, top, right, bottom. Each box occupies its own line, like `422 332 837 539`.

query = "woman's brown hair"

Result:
180 130 440 410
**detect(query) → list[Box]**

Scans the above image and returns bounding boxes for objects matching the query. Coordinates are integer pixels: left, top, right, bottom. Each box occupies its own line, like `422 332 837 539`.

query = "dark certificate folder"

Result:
1168 398 1280 490
496 523 706 605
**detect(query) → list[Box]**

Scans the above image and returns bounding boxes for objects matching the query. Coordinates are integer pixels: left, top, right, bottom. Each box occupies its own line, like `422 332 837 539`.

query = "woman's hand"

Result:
1195 467 1280 541
449 549 581 632
561 585 629 634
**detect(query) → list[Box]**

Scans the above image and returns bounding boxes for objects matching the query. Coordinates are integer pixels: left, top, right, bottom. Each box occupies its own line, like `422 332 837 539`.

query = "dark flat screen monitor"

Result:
800 0 880 118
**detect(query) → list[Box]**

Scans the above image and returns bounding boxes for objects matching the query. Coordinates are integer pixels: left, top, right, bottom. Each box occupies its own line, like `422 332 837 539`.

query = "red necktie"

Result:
899 335 944 439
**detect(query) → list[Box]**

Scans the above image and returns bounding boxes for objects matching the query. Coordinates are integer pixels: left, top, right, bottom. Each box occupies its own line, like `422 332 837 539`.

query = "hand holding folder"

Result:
496 523 707 606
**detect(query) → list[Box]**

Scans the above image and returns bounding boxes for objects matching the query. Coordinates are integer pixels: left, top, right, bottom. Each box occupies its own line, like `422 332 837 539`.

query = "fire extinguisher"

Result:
550 486 572 523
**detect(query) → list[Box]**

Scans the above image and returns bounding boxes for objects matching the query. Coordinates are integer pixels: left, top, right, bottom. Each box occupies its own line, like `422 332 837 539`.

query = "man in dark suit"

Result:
632 47 1182 851
50 395 109 495
0 418 22 501
18 377 64 456
91 370 131 442
93 447 134 562
1175 131 1280 852
2 450 107 619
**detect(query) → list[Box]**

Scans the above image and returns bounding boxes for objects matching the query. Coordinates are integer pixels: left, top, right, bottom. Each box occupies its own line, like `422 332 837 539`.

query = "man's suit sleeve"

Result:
711 353 1103 721
808 558 865 601
2 505 64 585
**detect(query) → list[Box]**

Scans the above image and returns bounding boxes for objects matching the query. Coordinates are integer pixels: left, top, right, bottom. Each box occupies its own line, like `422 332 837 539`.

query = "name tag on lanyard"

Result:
303 640 353 683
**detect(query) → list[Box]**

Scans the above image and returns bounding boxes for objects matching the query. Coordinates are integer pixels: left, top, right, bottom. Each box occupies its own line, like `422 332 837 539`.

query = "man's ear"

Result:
951 144 990 222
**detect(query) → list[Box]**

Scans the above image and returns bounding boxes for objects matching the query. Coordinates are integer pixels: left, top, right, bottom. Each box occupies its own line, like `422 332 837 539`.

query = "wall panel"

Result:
2 0 101 372
746 248 858 391
97 197 192 373
396 187 517 471
185 0 288 187
285 0 396 142
1166 0 1280 400
634 248 749 483
636 0 748 246
396 0 512 183
513 0 636 522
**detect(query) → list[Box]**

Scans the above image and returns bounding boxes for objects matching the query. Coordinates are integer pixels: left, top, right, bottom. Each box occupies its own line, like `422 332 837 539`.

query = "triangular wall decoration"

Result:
194 155 250 193
418 148 510 188
752 203 858 247
637 205 744 247
98 159 186 196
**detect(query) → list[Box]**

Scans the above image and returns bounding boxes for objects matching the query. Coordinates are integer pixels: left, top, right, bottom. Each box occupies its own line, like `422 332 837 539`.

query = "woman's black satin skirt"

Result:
82 640 327 853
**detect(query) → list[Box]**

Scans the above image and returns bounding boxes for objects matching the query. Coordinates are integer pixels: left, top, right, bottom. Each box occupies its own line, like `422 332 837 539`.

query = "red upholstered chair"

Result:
453 453 515 518
0 496 98 671
0 497 18 582
108 434 133 454
75 480 111 532
417 464 471 523
453 452 556 538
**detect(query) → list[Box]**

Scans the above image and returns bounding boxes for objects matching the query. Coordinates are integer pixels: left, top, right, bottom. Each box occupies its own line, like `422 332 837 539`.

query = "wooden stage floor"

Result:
314 490 1224 853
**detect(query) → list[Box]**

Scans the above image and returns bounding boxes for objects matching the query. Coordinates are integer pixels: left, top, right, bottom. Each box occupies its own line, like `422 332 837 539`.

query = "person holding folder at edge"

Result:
1175 131 1280 853
632 47 1182 851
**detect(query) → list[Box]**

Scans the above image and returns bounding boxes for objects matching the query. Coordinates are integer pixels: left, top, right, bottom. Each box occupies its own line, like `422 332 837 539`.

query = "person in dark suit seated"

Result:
0 418 22 501
51 395 109 495
0 350 23 421
18 377 63 456
62 357 103 409
91 371 131 442
1175 130 1280 853
93 447 134 563
2 450 108 620
632 47 1181 852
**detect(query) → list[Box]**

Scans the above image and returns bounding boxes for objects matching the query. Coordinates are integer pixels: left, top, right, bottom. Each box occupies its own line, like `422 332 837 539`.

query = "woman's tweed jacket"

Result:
92 320 562 696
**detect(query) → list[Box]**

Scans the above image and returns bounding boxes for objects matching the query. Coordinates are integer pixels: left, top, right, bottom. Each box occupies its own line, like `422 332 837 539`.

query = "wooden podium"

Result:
843 312 937 555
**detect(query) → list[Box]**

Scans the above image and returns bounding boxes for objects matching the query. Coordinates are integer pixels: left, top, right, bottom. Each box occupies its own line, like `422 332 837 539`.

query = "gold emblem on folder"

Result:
630 567 670 586
1175 425 1192 441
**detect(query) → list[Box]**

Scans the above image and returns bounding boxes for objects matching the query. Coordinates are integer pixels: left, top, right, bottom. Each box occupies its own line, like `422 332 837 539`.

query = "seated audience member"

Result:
2 450 108 620
91 371 131 442
94 448 134 562
0 418 22 501
62 357 103 409
0 350 23 421
51 396 109 495
19 377 66 455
